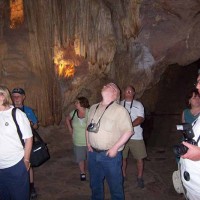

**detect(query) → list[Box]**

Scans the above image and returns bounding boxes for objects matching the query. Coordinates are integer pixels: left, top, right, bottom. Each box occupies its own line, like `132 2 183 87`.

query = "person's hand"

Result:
106 146 118 158
87 143 93 152
181 141 200 161
24 159 31 171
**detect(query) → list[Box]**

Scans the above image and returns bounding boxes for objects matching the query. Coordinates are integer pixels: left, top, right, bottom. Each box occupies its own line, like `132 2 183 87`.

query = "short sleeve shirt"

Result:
70 109 88 146
23 106 38 125
87 102 133 151
0 107 33 169
121 99 144 140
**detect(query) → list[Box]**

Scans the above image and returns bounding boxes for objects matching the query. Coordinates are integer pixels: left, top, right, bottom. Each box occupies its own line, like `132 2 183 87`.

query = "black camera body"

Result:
87 122 100 133
173 123 197 157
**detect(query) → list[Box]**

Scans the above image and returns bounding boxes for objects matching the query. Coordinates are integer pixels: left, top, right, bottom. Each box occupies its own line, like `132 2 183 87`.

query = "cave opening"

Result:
141 59 200 148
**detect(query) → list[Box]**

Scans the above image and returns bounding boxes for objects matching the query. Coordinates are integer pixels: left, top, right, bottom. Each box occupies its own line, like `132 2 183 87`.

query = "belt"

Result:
92 147 108 153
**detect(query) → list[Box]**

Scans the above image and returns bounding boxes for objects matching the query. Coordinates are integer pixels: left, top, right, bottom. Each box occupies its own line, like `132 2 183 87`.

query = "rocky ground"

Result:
33 125 185 200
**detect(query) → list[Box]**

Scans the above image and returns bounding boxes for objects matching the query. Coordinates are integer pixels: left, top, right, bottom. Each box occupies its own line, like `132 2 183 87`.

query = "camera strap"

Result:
123 99 134 115
91 101 114 124
192 118 200 144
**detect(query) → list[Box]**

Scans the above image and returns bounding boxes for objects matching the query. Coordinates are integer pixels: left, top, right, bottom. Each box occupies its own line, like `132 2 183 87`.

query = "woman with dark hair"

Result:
182 88 200 123
175 89 200 163
66 96 90 181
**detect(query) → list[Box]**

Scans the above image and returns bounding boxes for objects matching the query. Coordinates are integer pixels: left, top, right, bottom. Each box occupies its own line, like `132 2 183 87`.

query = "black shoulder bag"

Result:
12 108 50 167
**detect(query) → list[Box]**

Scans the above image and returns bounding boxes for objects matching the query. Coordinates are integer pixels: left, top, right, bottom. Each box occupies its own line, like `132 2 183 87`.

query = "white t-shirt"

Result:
121 99 144 140
179 116 200 198
0 107 33 169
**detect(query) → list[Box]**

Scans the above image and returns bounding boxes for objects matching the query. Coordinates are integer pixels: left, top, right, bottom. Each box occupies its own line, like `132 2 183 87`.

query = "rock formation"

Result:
0 0 199 125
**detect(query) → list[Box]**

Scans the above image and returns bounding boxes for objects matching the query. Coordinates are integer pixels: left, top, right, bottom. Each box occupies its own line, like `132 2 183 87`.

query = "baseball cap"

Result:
12 88 25 95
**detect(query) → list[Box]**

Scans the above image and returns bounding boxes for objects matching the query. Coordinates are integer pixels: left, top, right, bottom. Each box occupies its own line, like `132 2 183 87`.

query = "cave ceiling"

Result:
0 0 199 126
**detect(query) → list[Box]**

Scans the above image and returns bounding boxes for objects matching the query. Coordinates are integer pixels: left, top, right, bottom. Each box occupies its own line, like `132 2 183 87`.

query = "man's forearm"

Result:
113 131 133 150
132 117 144 127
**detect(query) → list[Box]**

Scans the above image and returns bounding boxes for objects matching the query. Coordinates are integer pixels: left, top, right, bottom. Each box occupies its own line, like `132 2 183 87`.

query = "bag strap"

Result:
12 108 45 145
71 109 77 121
31 128 45 144
12 107 25 147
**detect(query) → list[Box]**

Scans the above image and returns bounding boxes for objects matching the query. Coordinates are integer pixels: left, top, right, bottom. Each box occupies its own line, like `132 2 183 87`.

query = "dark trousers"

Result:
0 159 30 200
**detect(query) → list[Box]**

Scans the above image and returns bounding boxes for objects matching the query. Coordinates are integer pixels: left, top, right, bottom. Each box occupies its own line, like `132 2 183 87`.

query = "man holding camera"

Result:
179 73 200 200
86 83 133 200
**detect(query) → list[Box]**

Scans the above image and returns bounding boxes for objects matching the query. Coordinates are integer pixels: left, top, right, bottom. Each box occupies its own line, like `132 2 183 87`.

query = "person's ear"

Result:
22 95 26 101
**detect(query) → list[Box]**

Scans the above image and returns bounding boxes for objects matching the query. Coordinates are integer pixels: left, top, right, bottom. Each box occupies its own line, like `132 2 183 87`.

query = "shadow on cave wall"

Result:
141 59 200 148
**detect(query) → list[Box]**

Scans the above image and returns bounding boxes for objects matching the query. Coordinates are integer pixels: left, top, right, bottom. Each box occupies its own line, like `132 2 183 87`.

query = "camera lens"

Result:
173 144 188 157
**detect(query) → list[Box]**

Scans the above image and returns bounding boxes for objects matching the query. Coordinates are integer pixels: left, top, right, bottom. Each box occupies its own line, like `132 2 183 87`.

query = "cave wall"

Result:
141 60 200 147
0 0 200 125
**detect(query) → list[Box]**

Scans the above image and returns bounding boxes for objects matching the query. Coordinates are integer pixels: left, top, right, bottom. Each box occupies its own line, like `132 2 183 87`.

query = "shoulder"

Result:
132 99 143 106
23 106 37 116
70 109 77 115
23 105 34 112
183 108 189 113
14 107 27 118
120 100 125 105
89 103 99 110
112 102 128 112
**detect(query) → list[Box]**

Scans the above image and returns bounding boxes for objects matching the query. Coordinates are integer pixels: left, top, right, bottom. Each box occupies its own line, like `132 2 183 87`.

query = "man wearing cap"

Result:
86 83 133 200
12 88 38 199
12 88 38 129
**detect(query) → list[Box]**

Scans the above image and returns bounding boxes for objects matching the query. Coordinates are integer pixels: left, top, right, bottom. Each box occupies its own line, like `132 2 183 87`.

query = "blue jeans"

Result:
88 151 124 200
0 159 30 200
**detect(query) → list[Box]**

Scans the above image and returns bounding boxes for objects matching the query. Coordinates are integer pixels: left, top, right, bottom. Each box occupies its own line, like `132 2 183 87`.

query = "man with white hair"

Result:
86 83 133 200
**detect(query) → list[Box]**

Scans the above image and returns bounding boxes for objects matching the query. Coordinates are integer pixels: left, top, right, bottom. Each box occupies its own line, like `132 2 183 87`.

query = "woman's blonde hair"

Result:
0 85 13 106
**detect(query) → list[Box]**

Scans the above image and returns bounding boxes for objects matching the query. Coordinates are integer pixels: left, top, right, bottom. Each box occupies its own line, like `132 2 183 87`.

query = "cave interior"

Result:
1 0 200 148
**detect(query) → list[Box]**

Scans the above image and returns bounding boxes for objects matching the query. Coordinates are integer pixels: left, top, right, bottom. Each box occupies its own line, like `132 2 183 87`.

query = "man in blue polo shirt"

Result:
12 88 38 199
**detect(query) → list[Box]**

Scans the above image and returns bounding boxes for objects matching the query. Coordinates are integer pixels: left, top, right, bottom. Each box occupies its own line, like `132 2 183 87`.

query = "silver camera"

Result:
87 122 100 133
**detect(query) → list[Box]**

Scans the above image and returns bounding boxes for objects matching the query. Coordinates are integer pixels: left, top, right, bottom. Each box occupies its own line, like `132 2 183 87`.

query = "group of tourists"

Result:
1 71 200 200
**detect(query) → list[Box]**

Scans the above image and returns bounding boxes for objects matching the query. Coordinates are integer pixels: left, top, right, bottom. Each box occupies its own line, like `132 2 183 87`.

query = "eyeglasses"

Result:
126 90 132 93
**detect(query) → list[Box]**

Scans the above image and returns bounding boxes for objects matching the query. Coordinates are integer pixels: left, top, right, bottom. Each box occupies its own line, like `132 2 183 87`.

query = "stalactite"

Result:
24 0 62 126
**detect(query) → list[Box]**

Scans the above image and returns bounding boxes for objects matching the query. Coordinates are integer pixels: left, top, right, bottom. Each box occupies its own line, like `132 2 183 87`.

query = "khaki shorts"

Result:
123 139 147 160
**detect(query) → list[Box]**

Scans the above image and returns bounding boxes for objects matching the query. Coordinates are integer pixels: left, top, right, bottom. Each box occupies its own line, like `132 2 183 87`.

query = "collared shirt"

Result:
87 102 133 151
